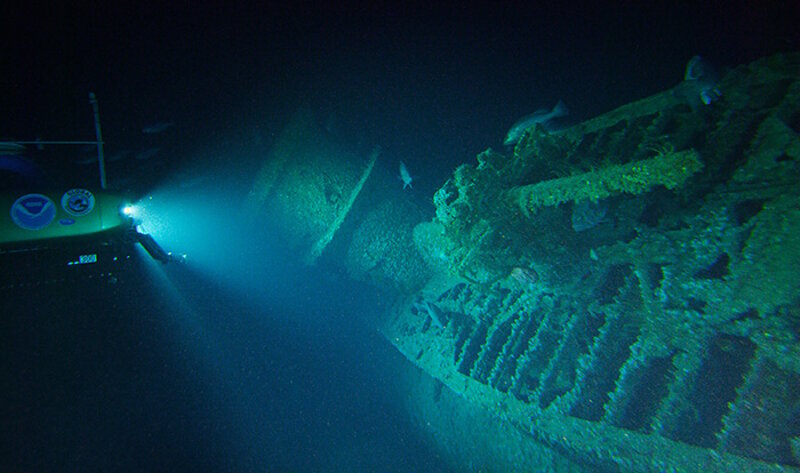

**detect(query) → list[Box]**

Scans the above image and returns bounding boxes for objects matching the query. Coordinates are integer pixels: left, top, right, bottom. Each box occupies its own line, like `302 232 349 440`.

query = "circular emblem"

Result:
61 188 95 217
10 193 56 230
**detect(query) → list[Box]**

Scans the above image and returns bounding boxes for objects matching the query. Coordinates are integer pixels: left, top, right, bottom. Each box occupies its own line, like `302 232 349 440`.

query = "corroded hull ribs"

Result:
384 54 800 472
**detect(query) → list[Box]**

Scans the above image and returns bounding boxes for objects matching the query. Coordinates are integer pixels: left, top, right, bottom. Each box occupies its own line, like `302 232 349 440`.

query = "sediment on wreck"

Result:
384 53 800 472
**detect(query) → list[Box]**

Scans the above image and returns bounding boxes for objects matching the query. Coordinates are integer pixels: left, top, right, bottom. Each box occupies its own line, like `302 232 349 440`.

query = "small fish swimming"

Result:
682 55 721 107
107 149 132 162
176 169 211 188
142 122 174 134
571 199 608 232
504 100 569 146
510 266 539 290
399 161 413 189
134 147 161 160
75 154 99 165
413 300 448 328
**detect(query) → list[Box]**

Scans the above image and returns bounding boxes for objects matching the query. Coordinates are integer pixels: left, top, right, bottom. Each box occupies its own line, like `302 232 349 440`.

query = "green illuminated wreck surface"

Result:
378 54 800 472
247 54 800 472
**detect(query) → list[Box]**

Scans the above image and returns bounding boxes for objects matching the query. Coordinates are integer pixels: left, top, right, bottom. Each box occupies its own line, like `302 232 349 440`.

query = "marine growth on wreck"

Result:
373 54 800 472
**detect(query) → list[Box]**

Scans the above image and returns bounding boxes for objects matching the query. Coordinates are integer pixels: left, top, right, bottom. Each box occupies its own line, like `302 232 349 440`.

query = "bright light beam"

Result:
129 173 301 311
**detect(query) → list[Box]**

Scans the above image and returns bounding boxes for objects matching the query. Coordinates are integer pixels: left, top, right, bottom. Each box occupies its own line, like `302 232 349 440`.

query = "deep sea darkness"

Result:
2 252 448 471
1 3 796 195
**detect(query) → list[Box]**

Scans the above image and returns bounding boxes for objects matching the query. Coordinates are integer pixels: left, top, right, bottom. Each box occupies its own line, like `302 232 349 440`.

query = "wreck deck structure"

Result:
250 54 800 472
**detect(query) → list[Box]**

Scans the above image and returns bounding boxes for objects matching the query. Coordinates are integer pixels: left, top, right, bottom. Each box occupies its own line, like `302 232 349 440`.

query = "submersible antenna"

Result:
88 92 107 189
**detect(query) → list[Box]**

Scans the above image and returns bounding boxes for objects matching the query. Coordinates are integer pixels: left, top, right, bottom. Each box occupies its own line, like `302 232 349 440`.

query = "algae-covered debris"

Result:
245 109 370 258
381 53 800 473
345 198 431 293
505 148 703 216
424 54 800 287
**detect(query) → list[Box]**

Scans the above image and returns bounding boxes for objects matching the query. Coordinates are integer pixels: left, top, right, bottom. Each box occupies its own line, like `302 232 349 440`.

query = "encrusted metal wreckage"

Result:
250 54 800 472
381 54 800 472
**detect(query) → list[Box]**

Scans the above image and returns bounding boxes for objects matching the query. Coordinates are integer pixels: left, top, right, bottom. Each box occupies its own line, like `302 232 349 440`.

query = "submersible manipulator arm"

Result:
133 230 184 264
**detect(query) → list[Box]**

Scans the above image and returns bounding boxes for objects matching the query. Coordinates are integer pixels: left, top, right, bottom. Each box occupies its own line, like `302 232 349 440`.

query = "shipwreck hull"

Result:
246 54 800 472
383 278 799 472
379 54 800 472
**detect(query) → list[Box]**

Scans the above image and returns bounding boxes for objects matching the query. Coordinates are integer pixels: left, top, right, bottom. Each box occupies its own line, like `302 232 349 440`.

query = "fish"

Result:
504 100 569 146
510 266 539 289
134 147 161 160
399 161 413 189
176 171 210 188
107 150 132 162
75 154 99 165
0 142 27 154
571 199 608 232
679 56 721 108
414 300 448 328
74 143 97 163
77 149 132 164
142 122 174 134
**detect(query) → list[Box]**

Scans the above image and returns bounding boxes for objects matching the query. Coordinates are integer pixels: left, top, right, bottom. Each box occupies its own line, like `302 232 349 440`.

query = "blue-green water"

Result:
2 256 447 471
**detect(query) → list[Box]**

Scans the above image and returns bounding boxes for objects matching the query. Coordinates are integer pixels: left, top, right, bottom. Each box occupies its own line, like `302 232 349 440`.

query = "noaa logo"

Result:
61 188 95 217
10 194 56 230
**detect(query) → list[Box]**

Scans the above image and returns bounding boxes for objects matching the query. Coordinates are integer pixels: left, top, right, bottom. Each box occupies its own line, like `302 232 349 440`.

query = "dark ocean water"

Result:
1 253 448 472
